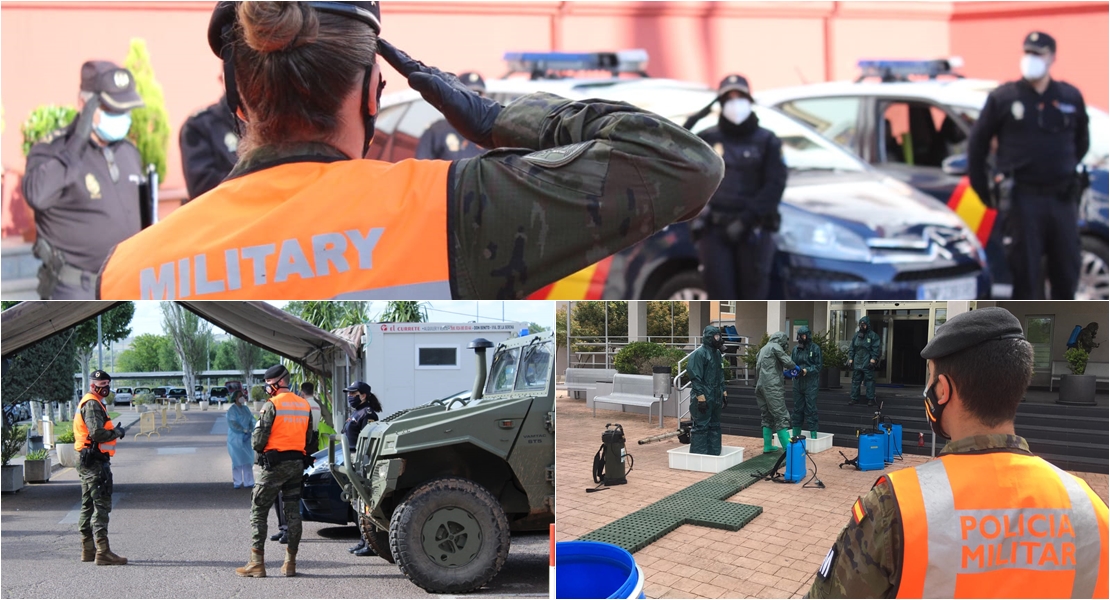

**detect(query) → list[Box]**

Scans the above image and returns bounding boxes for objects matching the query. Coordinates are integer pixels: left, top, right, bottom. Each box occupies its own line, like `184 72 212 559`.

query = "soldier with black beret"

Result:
415 72 488 160
968 32 1090 300
73 369 128 565
809 308 1108 598
22 60 145 299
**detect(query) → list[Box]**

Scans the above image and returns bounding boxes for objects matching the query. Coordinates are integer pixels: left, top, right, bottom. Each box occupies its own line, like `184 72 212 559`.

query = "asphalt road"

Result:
0 408 548 599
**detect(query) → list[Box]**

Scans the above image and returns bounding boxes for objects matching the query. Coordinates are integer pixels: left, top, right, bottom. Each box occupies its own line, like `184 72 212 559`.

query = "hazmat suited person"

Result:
790 327 822 440
848 316 882 407
688 326 727 455
755 332 797 453
225 381 256 488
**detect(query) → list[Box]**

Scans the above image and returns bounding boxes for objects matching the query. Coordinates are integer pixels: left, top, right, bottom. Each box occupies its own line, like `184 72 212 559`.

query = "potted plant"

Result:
2 425 29 493
251 384 268 413
814 332 847 390
1058 347 1097 406
740 333 771 387
55 430 78 468
24 448 51 483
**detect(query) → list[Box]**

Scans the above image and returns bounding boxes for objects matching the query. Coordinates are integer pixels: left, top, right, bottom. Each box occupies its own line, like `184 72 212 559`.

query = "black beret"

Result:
920 307 1025 360
264 364 289 380
1023 31 1056 55
90 369 112 381
343 381 372 395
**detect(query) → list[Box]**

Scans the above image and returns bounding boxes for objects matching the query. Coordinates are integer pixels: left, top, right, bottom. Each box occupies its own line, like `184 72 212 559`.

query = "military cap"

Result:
1023 31 1056 55
80 61 144 112
90 369 112 381
920 307 1025 360
717 74 752 99
343 381 372 395
459 72 486 93
263 364 289 381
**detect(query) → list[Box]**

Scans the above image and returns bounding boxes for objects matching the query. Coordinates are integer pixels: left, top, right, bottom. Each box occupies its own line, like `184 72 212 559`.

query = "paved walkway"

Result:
555 393 1110 599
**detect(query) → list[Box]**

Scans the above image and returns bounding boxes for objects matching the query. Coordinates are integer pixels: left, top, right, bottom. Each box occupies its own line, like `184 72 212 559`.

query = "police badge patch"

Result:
713 142 724 157
85 173 102 199
445 133 461 153
1012 101 1025 121
224 132 239 154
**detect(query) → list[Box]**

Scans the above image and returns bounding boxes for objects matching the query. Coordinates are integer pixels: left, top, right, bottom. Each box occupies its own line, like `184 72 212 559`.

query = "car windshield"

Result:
515 339 554 392
116 388 131 394
485 346 521 396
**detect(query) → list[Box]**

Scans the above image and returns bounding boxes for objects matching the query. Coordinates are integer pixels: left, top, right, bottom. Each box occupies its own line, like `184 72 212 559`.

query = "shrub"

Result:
640 347 689 380
26 449 49 461
1 425 29 466
1065 347 1089 376
124 38 171 181
250 385 268 402
132 392 154 407
614 342 668 375
56 430 76 444
812 331 849 370
742 333 771 370
21 105 78 156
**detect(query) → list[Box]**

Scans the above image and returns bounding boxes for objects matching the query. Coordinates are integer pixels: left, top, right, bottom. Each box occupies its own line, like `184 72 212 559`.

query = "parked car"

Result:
757 60 1109 299
301 448 355 525
167 388 188 402
151 387 170 400
373 53 990 300
113 387 134 406
194 385 206 402
208 386 229 406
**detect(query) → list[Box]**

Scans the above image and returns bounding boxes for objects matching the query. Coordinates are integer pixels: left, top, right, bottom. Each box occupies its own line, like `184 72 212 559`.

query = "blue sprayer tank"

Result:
857 432 886 471
878 422 903 463
784 437 806 483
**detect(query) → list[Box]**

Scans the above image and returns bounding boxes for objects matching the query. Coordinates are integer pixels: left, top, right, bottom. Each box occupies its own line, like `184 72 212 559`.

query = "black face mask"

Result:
798 335 808 345
265 383 282 397
347 394 362 409
93 384 111 398
923 376 950 439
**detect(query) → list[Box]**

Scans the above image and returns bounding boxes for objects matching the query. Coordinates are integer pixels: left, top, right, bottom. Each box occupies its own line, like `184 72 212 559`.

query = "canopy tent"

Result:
1 301 357 377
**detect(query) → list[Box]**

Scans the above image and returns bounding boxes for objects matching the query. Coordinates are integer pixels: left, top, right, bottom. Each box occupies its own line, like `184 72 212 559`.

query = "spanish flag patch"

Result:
852 497 868 525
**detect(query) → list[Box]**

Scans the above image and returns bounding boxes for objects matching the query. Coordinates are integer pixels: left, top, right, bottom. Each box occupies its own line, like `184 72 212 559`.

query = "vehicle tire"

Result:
389 477 510 594
1077 236 1109 300
653 270 708 300
366 527 395 564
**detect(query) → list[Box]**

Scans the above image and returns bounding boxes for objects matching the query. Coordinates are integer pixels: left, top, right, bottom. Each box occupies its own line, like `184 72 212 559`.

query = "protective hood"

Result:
703 325 721 347
859 316 871 327
797 326 812 344
770 331 789 347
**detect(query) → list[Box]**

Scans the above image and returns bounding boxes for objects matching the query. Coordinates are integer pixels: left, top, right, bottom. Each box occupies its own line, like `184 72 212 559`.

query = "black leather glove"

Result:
378 39 501 149
63 97 99 165
116 425 126 440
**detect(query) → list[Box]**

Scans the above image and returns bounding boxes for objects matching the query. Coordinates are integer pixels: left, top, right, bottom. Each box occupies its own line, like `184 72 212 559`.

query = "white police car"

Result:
757 58 1109 299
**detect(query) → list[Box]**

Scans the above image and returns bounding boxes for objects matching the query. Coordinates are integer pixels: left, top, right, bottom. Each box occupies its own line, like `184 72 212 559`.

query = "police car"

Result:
757 58 1109 299
374 51 990 300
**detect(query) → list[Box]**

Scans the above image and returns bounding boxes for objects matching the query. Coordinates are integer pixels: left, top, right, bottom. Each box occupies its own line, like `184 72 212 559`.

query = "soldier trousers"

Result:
250 461 304 552
755 384 790 431
791 374 819 431
690 397 722 456
697 225 775 300
1005 186 1080 300
77 462 113 539
850 368 875 403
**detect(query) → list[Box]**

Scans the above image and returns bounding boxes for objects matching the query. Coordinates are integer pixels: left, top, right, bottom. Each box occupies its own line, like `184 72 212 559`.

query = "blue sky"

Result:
129 301 554 337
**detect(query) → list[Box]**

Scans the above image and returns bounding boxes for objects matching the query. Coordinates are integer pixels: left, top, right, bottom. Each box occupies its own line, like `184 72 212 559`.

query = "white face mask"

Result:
1020 54 1048 81
722 98 752 125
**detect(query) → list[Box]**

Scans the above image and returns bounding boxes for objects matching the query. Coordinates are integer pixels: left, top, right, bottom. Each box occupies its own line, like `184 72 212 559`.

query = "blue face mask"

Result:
94 110 132 142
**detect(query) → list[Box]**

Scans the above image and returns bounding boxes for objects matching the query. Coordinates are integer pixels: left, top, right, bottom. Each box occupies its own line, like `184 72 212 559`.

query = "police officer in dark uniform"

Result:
684 75 787 299
22 60 145 299
341 381 382 558
415 72 487 160
179 92 239 200
968 32 1089 300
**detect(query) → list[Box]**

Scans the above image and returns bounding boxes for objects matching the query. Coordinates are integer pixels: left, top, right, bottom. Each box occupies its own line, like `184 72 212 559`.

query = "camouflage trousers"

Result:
250 459 304 552
77 462 113 539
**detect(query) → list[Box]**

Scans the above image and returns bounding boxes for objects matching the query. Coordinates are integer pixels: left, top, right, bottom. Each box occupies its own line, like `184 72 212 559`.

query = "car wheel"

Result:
1076 236 1109 300
389 477 510 594
654 271 708 300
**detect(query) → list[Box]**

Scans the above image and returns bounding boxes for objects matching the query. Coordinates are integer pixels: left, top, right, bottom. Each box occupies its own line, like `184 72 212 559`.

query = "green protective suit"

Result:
754 332 796 431
790 326 822 432
688 325 726 456
849 316 881 404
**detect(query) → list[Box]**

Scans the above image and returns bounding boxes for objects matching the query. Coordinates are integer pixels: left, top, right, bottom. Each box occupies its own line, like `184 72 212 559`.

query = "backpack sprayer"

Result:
839 399 902 471
589 423 633 492
753 434 825 488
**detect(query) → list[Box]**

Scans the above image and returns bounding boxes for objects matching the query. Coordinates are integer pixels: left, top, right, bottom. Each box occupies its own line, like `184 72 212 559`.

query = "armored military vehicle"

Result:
332 330 555 594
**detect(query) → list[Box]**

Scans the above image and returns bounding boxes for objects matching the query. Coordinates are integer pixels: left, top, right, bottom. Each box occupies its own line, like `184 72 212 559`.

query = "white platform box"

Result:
772 432 834 454
667 445 745 473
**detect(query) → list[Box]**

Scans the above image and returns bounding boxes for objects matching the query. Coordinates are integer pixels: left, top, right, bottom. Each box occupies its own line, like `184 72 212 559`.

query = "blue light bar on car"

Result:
503 50 649 75
857 57 964 80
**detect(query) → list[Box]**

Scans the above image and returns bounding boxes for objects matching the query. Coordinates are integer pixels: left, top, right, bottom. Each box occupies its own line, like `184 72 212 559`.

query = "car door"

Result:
870 97 976 203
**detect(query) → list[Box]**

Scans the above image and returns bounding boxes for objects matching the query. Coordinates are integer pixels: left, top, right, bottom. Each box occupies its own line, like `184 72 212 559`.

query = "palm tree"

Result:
377 301 429 323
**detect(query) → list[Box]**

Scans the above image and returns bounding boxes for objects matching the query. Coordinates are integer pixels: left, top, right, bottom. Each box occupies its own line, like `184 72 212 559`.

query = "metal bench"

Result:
593 374 662 427
565 368 617 399
1050 361 1110 390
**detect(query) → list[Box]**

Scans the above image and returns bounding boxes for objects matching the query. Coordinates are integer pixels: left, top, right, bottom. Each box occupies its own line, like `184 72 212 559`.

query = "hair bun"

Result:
238 1 319 53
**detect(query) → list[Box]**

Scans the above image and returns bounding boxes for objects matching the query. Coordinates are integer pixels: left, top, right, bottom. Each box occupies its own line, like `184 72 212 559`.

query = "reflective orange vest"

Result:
888 451 1109 599
98 158 451 299
73 393 116 457
263 392 311 453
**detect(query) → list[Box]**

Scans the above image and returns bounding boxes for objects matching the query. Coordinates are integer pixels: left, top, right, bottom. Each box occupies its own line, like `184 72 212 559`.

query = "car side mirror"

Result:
942 154 969 176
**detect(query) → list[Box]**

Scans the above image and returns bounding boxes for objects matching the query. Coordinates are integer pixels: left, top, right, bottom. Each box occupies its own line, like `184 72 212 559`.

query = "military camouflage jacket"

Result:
228 92 724 300
807 434 1034 599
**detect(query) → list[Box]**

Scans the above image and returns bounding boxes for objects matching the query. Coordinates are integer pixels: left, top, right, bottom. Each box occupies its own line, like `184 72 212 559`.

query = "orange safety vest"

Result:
73 393 116 457
98 158 451 299
888 451 1109 599
263 392 311 453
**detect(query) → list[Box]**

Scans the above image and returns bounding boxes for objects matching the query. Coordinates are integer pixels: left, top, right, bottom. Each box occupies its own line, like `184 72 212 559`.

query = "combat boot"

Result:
94 536 128 565
235 549 266 577
81 535 96 562
280 549 297 577
762 427 774 453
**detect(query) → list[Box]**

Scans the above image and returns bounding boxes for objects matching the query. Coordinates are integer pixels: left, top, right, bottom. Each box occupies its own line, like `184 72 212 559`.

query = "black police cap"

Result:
343 381 372 395
264 364 289 381
80 61 144 112
717 74 752 99
1023 31 1056 55
920 308 1025 360
459 72 486 93
90 369 112 381
209 1 382 58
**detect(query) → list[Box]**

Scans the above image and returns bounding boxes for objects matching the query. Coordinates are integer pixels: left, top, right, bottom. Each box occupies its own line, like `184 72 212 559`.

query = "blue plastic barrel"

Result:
556 541 645 599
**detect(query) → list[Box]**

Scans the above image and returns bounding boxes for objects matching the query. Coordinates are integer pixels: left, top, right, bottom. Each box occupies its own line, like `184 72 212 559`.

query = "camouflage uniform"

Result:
807 434 1036 599
225 92 725 300
76 398 123 540
249 400 315 553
